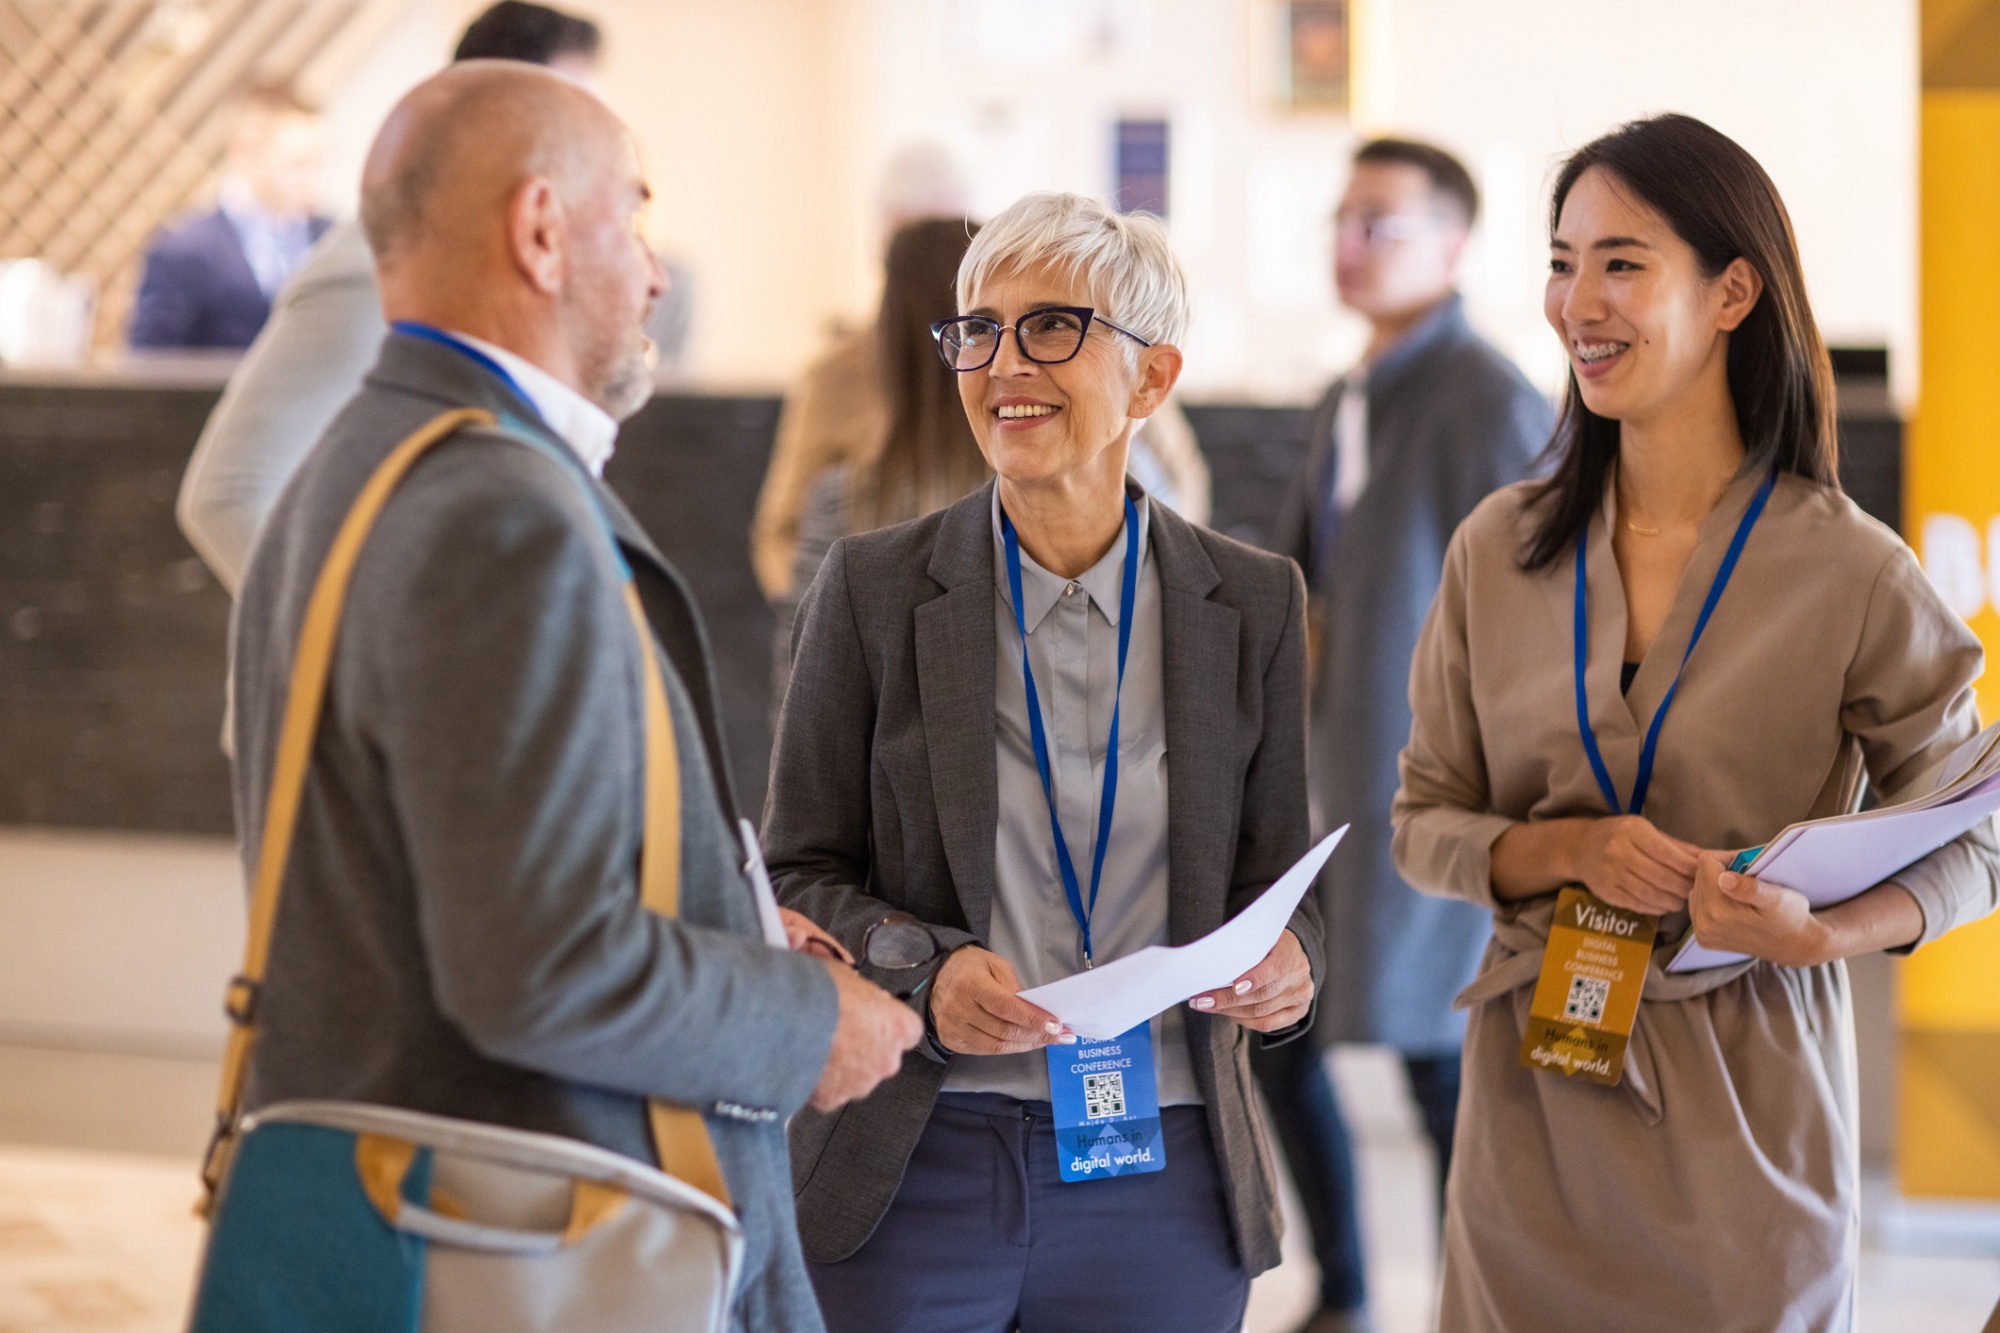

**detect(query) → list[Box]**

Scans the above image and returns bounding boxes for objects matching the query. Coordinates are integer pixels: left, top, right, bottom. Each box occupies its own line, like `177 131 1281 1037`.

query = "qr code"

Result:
1082 1071 1126 1120
1563 974 1610 1025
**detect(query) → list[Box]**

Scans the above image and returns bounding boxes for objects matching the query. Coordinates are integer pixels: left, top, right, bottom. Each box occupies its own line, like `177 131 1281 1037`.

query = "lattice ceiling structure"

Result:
0 0 404 349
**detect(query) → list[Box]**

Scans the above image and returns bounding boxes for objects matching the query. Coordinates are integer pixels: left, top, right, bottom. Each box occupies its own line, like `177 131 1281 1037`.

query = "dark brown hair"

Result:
853 218 989 529
454 2 602 65
1520 113 1839 570
1354 137 1479 225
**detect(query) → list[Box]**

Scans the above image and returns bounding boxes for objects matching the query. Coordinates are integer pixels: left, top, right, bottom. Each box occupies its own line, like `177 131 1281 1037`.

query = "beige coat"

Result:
1393 467 2000 1333
752 327 888 600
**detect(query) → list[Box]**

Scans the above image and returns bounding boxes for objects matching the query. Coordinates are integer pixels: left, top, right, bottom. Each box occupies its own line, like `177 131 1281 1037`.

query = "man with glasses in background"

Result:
1258 138 1552 1333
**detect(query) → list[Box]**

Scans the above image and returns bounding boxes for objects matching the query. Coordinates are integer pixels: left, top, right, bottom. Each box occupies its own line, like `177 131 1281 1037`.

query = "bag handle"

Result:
355 1133 629 1254
204 407 731 1213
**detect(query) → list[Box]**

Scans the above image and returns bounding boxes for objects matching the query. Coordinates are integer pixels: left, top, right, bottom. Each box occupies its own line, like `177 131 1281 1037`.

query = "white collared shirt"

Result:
1332 373 1369 514
944 484 1202 1108
450 331 621 478
216 177 318 299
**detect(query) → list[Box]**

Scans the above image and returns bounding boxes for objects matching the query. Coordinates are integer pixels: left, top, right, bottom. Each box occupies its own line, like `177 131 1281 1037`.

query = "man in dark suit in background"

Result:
128 87 330 350
176 1 608 592
1257 138 1554 1333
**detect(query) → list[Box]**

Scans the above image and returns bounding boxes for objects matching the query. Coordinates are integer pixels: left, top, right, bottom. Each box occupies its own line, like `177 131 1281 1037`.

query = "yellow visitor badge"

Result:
1520 887 1656 1086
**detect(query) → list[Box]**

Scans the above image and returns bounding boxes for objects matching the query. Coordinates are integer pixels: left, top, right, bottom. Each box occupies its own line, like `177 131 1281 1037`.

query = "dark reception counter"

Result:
0 362 1902 837
0 365 1321 835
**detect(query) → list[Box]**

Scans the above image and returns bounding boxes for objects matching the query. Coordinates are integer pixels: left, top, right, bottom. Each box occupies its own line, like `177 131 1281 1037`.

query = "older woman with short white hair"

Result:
763 191 1320 1333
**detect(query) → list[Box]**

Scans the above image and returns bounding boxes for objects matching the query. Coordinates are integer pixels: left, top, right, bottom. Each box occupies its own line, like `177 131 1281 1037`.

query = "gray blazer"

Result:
763 482 1320 1275
231 333 841 1333
1273 294 1551 1051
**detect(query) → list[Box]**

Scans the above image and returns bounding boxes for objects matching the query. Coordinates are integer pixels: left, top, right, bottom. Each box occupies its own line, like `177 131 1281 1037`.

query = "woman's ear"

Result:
1126 343 1184 419
1714 256 1763 333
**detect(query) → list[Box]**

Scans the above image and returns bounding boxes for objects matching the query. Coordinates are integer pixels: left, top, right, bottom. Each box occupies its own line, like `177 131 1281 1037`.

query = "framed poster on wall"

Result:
1282 0 1350 111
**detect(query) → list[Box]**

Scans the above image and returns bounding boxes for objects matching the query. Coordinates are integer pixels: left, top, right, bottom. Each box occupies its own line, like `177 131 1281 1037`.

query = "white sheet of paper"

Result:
1018 827 1346 1040
738 818 791 950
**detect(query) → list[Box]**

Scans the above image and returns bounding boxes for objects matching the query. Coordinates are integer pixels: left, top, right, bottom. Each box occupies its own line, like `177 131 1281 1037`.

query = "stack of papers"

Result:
1667 720 2000 972
1019 828 1346 1039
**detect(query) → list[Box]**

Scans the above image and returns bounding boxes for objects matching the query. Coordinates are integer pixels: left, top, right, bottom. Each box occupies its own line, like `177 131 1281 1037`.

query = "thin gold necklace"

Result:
1621 474 1733 538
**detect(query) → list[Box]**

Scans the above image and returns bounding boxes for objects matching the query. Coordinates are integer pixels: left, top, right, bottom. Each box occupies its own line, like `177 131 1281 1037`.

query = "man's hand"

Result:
1688 851 1831 968
781 907 853 964
1572 815 1702 915
809 960 922 1112
929 946 1074 1055
1189 929 1313 1033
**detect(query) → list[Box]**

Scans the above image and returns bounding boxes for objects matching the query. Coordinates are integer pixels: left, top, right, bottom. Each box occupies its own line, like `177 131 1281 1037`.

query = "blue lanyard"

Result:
388 321 631 578
1002 495 1140 967
1575 470 1776 817
390 321 536 417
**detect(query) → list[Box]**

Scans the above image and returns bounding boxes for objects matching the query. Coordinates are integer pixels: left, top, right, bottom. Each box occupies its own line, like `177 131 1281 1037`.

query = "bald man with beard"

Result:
227 64 919 1332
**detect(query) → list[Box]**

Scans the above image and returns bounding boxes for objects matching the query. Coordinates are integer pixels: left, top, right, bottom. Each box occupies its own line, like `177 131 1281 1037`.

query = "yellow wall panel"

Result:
1909 95 2000 719
1901 911 2000 1030
1899 1033 2000 1198
1903 87 2000 1199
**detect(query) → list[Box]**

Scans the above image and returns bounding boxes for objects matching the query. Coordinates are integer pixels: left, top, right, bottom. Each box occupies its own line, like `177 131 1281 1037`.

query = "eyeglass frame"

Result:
929 305 1154 373
798 911 957 1001
1332 211 1448 248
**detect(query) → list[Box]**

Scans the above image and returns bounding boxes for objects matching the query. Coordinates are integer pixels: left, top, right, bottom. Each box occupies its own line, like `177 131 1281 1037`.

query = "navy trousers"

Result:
808 1093 1250 1333
1248 1038 1460 1314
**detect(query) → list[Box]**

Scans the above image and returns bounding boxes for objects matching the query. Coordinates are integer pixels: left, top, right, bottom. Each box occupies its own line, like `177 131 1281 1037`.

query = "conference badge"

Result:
1520 887 1655 1086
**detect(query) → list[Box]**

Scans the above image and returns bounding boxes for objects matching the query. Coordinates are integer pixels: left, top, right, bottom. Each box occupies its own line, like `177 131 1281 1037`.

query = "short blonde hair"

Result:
956 192 1190 349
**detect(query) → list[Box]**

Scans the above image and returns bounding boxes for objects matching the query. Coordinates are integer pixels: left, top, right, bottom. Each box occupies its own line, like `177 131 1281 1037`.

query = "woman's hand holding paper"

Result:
1188 928 1312 1032
1689 851 1928 967
1689 851 1830 966
930 945 1075 1054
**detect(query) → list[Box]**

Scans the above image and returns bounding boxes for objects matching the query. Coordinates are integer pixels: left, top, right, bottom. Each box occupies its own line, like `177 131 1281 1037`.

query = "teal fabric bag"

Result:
192 1121 432 1333
188 1101 743 1333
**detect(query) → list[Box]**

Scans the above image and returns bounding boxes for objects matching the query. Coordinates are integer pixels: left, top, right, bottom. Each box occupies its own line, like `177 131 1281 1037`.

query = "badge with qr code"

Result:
1520 887 1657 1087
1047 1021 1165 1182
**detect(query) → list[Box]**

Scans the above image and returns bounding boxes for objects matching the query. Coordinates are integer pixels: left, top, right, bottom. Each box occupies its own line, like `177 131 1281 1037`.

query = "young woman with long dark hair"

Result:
1393 113 2000 1330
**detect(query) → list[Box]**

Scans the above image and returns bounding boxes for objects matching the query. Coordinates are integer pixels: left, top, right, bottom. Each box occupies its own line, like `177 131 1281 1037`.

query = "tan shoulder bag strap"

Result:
204 407 730 1211
626 580 733 1206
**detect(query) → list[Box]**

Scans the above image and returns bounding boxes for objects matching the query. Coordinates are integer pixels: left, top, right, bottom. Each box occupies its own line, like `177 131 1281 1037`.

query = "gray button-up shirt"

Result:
941 485 1202 1106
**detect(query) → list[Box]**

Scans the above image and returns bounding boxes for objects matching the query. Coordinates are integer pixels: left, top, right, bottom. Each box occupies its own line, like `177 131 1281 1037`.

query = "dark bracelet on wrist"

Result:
921 989 955 1059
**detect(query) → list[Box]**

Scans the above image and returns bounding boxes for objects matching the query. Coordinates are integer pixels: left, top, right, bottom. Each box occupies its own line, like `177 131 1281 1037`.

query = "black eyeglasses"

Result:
800 912 953 1000
931 306 1152 373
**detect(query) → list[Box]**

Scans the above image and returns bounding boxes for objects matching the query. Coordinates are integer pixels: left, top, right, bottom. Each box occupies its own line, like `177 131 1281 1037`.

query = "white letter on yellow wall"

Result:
1922 513 1986 619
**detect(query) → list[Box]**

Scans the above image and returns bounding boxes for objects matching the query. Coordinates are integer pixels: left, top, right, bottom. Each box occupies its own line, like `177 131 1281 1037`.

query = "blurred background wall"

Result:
3 0 1920 401
318 0 1919 401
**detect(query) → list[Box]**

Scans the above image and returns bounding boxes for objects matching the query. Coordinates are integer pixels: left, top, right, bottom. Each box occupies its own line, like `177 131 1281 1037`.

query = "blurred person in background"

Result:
175 0 606 594
1257 137 1551 1333
767 218 988 707
751 142 975 604
128 86 330 351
